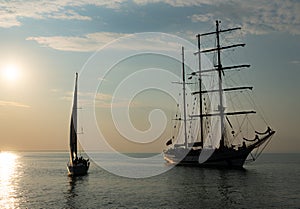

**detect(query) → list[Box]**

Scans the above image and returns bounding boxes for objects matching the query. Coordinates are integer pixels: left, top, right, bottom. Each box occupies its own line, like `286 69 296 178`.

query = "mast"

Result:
196 34 204 147
182 47 188 149
215 20 226 149
70 72 78 164
192 20 253 149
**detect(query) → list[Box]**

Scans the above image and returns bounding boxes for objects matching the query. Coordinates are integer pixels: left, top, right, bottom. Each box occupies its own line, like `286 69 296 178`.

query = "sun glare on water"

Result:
0 152 19 208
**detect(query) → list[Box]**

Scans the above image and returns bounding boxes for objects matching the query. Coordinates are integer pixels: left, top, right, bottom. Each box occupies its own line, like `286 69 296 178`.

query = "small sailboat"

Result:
164 21 275 168
67 72 90 176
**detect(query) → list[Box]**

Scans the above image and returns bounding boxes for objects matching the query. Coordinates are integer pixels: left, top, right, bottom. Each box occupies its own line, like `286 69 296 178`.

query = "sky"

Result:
0 0 299 153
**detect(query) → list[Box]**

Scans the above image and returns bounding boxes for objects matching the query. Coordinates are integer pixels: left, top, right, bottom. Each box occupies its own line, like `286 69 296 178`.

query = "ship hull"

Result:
164 131 275 168
164 147 253 168
67 163 89 176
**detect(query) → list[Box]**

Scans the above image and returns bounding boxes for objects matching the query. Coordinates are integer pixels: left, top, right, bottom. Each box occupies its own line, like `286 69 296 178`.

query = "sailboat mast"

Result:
196 34 204 147
70 73 78 163
182 46 188 149
215 20 226 148
74 72 78 156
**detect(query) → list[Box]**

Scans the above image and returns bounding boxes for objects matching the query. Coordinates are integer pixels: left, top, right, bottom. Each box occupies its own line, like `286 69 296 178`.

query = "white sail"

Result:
69 73 78 165
67 72 90 176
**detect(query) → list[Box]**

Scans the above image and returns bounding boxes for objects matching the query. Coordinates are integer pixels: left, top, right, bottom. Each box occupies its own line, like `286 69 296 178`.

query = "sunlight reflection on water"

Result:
0 152 20 209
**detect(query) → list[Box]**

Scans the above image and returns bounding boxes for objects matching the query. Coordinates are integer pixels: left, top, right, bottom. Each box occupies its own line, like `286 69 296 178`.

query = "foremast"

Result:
171 47 189 149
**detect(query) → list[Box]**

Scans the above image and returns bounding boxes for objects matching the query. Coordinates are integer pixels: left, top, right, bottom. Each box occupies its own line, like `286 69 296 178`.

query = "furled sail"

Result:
69 73 78 165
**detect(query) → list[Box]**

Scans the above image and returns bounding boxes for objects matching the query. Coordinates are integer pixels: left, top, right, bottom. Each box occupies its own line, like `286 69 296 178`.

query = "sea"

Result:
0 152 299 209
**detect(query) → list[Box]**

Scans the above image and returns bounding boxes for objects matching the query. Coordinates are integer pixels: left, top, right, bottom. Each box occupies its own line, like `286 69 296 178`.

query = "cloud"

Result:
27 32 126 52
56 90 113 107
290 60 300 65
107 0 300 35
134 0 224 7
27 32 189 52
50 88 63 93
58 90 141 108
1 0 299 36
95 94 142 108
189 13 215 23
45 9 92 21
80 92 140 108
189 0 300 35
0 100 30 108
0 0 123 28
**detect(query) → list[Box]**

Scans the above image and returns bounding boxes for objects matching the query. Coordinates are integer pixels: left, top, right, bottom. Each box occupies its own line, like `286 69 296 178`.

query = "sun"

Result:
2 64 20 82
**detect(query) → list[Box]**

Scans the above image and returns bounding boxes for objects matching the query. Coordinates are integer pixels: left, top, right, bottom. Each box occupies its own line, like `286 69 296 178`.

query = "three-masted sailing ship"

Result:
67 73 90 176
164 21 275 167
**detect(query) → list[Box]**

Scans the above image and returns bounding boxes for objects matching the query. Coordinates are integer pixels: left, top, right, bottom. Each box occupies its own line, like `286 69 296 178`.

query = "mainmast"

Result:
192 20 254 148
215 20 226 149
182 47 188 149
196 34 204 147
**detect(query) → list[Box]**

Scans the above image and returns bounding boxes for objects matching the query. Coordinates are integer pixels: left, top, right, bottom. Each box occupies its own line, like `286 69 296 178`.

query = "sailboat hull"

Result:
67 163 90 176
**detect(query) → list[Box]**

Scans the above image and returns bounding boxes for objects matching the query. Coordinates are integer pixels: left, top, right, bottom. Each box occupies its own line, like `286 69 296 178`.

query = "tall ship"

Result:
164 21 275 168
67 73 90 176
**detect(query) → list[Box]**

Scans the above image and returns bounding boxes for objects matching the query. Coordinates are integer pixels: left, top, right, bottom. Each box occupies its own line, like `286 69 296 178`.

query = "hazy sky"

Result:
0 0 299 153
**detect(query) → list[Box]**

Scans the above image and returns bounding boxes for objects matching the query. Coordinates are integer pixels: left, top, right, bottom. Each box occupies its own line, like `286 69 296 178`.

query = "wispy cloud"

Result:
189 13 215 23
50 88 63 93
137 0 300 35
0 0 122 28
55 90 111 106
27 32 188 52
45 9 92 21
0 100 30 108
57 90 141 108
189 0 300 35
133 0 224 7
1 0 299 36
95 94 142 108
290 60 300 65
27 32 126 52
79 92 140 108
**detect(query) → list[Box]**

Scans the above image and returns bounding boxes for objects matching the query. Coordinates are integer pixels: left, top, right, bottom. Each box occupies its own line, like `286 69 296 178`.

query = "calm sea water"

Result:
0 152 299 209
